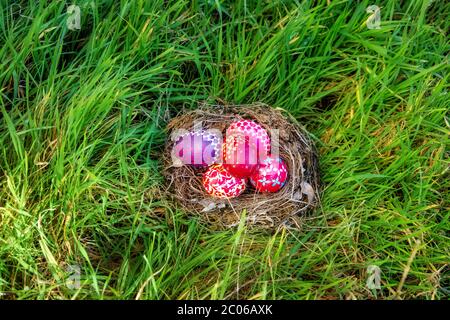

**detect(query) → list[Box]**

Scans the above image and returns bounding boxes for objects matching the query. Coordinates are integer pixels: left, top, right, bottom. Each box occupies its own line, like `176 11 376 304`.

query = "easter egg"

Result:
173 130 221 166
226 119 271 158
249 155 288 193
223 120 271 178
222 139 258 178
203 164 246 198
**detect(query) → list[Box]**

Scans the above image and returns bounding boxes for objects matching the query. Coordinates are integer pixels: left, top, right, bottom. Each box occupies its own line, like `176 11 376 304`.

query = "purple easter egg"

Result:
173 130 222 167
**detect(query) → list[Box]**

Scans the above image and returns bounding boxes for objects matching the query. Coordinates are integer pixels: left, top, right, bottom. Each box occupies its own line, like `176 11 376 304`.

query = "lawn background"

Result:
0 0 448 299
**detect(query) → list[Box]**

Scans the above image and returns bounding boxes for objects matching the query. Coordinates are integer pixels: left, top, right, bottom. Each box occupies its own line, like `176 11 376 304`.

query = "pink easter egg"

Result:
173 130 221 166
249 155 288 193
223 120 271 178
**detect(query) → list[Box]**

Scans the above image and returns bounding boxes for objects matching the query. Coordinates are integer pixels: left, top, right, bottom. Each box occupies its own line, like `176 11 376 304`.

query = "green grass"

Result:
0 0 448 300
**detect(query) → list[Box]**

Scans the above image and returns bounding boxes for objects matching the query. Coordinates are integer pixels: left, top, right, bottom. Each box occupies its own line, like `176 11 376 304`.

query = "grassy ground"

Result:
0 0 448 300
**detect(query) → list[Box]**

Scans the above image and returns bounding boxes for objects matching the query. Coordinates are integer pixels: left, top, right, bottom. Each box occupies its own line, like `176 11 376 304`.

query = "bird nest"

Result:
162 102 320 231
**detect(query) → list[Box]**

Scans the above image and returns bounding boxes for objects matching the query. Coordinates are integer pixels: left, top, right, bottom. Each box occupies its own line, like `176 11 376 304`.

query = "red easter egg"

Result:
203 164 246 198
223 120 271 178
223 137 258 178
249 155 288 193
173 130 221 167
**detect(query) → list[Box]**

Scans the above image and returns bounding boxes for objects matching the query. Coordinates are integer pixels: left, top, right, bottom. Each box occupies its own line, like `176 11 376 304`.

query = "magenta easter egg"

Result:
223 120 271 178
249 155 288 193
226 120 270 158
173 130 221 166
203 164 246 198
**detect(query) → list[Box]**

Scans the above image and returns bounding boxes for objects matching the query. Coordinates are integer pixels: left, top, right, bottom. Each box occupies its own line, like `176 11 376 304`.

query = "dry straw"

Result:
162 102 320 231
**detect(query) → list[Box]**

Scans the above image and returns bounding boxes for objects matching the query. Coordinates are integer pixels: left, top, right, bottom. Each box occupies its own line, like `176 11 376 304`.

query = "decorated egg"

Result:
172 130 221 166
222 140 258 178
249 155 288 193
223 120 271 178
203 164 246 198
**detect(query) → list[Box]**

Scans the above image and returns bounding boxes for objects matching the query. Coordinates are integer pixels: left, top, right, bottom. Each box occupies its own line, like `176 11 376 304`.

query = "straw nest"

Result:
162 102 320 231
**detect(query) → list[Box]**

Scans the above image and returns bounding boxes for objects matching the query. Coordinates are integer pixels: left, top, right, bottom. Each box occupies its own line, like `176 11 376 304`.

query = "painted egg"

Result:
249 155 288 193
223 120 271 178
222 140 258 178
226 120 271 157
203 164 246 198
173 130 222 166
